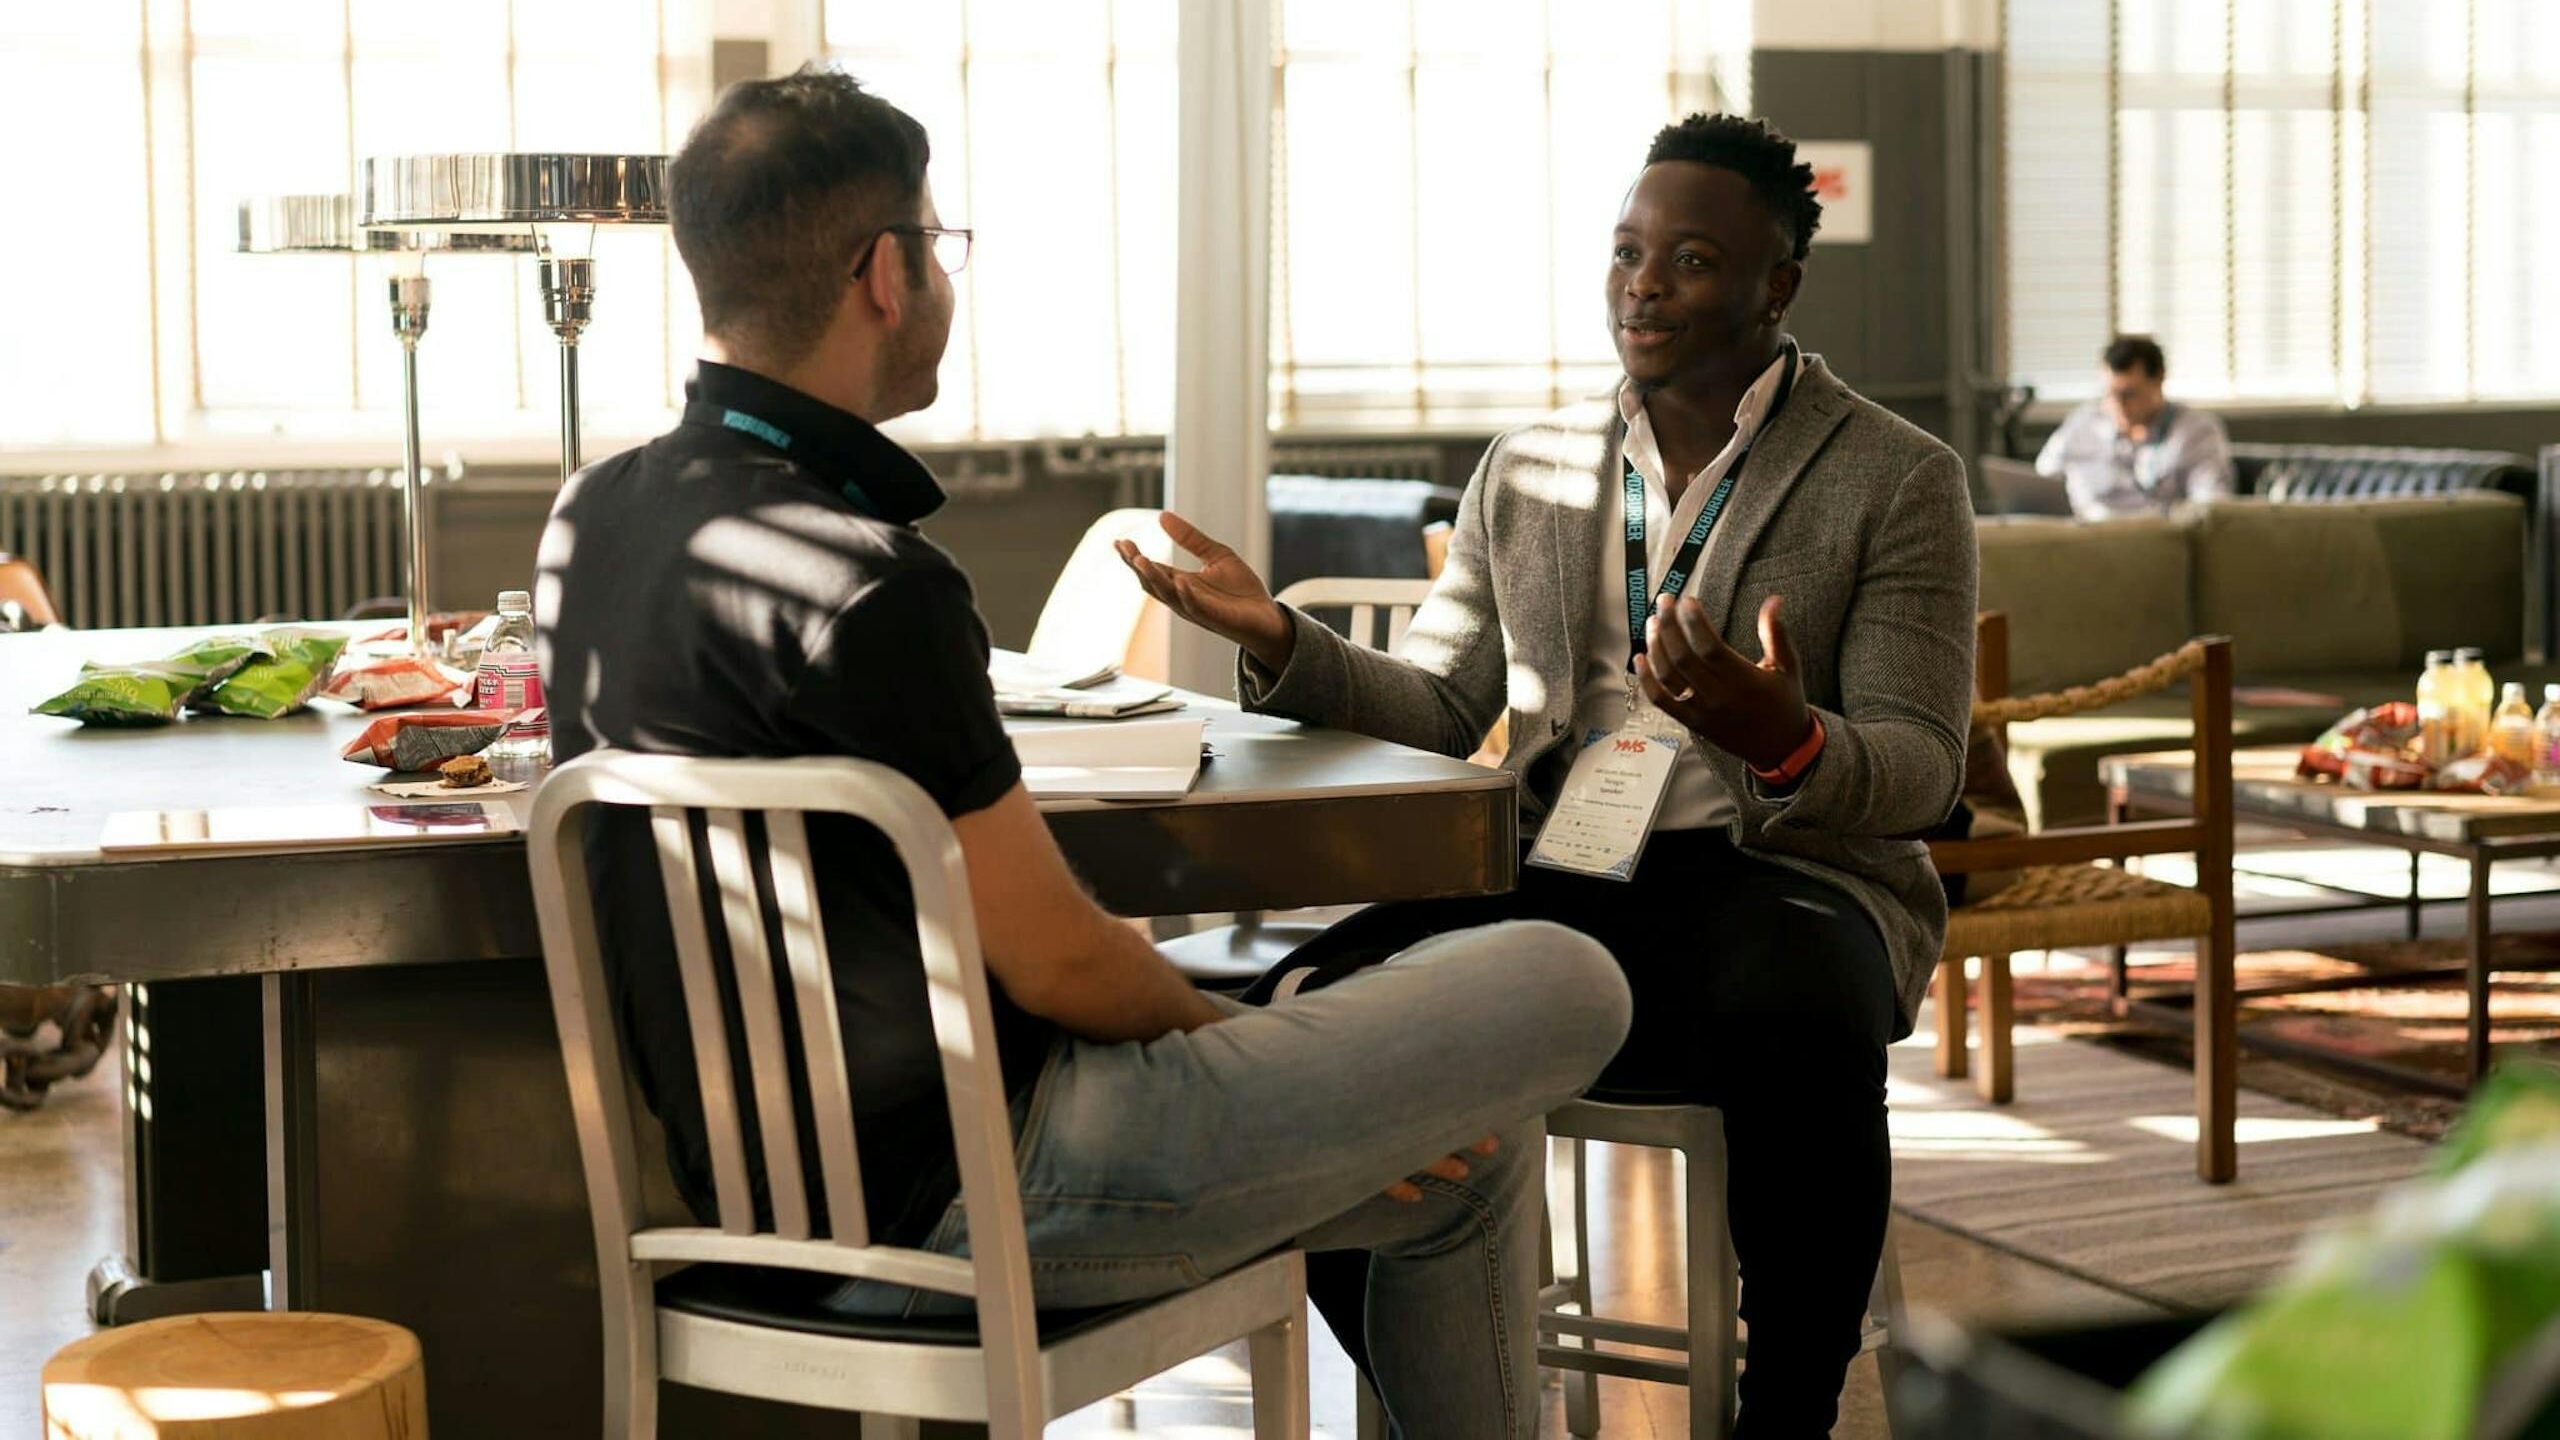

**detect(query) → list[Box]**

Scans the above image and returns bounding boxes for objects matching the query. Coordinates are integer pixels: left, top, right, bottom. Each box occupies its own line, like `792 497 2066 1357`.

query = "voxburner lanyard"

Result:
681 400 880 517
1622 341 1799 674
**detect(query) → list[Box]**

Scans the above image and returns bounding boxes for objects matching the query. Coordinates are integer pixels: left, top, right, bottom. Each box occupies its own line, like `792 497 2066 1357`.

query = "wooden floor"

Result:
12 871 2528 1435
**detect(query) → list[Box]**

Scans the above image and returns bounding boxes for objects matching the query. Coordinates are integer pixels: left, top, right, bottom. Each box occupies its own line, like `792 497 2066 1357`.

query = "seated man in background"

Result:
535 67 1628 1440
2037 333 2235 518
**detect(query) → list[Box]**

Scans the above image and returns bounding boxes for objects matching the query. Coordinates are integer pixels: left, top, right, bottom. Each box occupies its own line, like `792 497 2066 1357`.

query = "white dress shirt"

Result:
2035 400 2234 519
1574 348 1792 833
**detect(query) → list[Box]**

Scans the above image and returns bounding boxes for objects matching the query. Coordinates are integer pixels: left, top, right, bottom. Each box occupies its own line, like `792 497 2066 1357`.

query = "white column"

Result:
1167 0 1274 696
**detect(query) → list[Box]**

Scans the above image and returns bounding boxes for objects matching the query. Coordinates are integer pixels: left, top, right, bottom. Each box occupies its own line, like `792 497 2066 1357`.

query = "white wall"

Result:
1751 0 1998 51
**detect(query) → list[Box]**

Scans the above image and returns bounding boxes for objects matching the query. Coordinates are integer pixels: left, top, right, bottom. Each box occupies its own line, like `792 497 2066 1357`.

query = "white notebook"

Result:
1007 713 1205 800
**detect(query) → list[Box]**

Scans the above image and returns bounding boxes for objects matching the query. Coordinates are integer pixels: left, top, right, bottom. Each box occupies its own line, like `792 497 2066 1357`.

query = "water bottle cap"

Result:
2454 646 2484 662
2425 650 2454 665
498 589 532 612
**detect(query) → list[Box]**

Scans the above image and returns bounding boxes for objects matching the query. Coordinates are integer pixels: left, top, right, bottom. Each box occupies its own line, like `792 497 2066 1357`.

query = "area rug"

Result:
1887 1025 2432 1312
2000 937 2560 1141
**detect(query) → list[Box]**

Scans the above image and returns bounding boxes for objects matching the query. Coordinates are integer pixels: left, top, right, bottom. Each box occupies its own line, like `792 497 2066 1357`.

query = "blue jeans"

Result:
833 919 1630 1439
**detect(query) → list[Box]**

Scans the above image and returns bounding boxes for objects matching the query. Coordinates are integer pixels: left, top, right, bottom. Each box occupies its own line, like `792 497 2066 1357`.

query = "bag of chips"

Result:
33 632 272 726
193 627 349 719
31 666 193 726
340 709 512 771
320 656 466 711
2300 703 2425 782
2433 753 2531 796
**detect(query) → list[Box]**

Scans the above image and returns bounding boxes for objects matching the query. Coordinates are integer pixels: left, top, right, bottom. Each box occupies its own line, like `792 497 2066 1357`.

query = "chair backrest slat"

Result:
764 809 870 1248
650 805 756 1234
702 808 812 1242
1274 577 1433 658
534 756 1046 1418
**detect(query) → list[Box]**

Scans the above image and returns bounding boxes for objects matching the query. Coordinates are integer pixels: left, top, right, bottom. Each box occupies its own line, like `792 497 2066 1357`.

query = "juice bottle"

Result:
2535 684 2560 790
2452 647 2495 759
2416 650 2456 767
2491 682 2535 767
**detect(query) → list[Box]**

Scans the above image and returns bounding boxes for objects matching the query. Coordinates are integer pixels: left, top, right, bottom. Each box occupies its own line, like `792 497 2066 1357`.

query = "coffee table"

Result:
2105 746 2560 1091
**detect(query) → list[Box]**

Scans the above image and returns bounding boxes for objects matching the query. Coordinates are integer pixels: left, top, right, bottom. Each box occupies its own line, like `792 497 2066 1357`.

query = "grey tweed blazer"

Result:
1239 353 1978 1035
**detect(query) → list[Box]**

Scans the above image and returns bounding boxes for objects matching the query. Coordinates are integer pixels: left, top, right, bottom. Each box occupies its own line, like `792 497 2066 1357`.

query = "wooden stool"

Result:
43 1312 426 1439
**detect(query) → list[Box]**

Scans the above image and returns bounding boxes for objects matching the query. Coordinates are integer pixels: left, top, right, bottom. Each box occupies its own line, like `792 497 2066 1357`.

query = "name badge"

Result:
1525 698 1686 882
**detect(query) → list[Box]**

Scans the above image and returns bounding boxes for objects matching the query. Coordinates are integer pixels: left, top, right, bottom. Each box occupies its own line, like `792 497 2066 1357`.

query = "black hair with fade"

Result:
2103 334 2168 378
1642 114 1822 261
669 65 931 365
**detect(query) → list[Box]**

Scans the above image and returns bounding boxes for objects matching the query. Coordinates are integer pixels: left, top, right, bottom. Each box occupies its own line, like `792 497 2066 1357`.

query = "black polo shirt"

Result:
539 360 1049 1243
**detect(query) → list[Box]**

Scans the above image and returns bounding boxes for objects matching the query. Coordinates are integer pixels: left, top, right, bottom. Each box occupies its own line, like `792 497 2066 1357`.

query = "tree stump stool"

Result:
43 1312 426 1439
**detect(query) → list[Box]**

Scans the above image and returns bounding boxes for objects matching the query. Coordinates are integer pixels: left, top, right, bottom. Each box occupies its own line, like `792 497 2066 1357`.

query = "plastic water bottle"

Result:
473 589 550 762
2491 682 2536 767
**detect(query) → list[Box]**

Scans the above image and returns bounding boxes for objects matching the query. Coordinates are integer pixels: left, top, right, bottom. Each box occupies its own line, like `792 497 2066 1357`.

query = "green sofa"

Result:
1979 492 2542 827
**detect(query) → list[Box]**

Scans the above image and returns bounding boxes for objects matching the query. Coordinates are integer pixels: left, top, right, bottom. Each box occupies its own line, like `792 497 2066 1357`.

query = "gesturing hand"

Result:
1114 512 1295 672
1635 593 1814 772
1385 1133 1500 1204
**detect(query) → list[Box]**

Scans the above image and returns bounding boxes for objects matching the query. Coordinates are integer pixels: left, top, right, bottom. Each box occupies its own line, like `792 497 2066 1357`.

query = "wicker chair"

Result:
1928 612 2241 1183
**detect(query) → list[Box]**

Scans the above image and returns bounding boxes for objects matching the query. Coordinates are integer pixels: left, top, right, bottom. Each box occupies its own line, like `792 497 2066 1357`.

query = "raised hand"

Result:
1114 512 1295 672
1635 593 1814 771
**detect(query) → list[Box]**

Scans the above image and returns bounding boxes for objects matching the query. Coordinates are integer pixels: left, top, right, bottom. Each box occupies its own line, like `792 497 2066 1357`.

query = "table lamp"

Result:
237 195 535 657
358 154 671 483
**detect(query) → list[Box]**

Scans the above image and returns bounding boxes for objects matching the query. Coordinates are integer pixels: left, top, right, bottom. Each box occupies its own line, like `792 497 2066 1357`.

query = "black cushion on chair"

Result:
656 1263 1138 1346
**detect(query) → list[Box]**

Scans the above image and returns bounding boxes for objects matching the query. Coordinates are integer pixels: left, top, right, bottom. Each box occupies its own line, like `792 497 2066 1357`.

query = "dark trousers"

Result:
1242 828 1898 1438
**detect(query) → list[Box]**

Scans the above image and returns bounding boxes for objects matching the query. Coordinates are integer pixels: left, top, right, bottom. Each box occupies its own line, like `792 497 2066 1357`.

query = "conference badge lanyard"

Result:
1525 345 1797 883
682 400 880 517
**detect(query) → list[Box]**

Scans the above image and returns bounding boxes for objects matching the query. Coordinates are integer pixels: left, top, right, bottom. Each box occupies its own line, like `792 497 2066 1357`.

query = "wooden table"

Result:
2105 745 2560 1091
2 625 1518 1436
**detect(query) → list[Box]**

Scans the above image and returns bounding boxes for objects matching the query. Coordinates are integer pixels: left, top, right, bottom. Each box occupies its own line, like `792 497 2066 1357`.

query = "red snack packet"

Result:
320 657 465 711
2432 753 2531 796
2343 748 2430 791
340 709 512 771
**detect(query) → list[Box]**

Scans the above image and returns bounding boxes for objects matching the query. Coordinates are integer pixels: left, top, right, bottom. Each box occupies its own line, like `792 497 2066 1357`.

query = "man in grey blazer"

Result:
1125 115 1976 1434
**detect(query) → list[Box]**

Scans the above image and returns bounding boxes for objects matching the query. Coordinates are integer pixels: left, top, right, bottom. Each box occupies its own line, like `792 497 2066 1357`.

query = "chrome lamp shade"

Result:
234 194 535 657
361 153 672 482
357 153 671 231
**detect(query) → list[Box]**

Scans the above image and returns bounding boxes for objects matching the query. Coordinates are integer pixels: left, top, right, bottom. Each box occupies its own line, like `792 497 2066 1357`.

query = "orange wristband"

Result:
1749 713 1826 786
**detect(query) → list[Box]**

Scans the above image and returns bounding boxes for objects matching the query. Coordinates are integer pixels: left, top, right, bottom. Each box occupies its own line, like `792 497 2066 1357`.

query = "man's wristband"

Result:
1749 713 1826 787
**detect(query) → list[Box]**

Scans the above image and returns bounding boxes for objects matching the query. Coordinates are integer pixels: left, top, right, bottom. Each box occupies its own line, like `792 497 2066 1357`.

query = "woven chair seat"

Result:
1942 864 2211 960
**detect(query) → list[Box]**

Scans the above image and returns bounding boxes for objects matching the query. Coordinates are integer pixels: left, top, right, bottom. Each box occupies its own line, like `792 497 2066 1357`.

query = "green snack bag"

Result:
192 626 349 719
32 666 191 726
80 634 271 706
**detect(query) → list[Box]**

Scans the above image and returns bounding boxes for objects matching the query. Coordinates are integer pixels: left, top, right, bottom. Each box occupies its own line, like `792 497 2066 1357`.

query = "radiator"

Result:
0 470 419 631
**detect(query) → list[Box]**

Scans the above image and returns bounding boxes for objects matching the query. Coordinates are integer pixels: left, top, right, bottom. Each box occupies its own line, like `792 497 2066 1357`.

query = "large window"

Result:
826 0 1748 440
823 0 1180 444
1270 0 1748 428
2004 0 2560 407
0 1 711 454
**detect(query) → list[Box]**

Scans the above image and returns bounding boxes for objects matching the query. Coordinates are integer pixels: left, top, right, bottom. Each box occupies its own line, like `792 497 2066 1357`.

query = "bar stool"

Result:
1542 1098 1905 1440
1353 1098 1903 1440
43 1311 428 1438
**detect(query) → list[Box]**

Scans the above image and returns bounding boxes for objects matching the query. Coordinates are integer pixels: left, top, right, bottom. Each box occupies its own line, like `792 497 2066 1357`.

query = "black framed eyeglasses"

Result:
851 224 973 279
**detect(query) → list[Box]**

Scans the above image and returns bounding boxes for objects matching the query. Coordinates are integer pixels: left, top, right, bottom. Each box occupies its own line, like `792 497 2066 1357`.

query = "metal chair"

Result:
528 752 1310 1438
1537 1098 1906 1440
1155 576 1437 989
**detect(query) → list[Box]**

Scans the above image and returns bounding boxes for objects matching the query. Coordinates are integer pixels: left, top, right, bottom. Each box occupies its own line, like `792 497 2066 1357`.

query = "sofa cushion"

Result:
1977 515 2194 695
2189 494 2525 675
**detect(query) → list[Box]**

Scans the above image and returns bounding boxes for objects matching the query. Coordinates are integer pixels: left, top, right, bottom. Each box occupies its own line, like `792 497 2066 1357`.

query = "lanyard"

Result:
1622 343 1798 672
681 400 879 517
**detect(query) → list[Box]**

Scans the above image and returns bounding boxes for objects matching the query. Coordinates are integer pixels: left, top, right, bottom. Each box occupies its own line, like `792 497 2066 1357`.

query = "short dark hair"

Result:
1642 114 1822 261
2103 334 2167 377
669 65 931 364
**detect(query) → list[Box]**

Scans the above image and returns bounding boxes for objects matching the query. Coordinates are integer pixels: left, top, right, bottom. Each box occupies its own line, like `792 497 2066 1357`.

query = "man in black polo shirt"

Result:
536 68 1628 1439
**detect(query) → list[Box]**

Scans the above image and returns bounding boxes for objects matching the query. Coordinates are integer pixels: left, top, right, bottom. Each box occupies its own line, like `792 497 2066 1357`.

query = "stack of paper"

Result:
1008 713 1205 800
988 649 1117 694
988 647 1180 718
